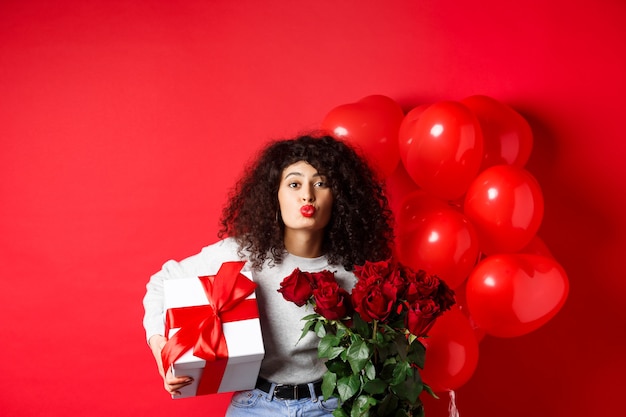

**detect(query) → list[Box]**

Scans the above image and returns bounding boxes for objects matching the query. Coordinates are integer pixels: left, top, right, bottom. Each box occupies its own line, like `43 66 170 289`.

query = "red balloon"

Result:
420 307 479 392
385 164 420 216
393 189 451 232
466 254 569 337
461 95 534 171
404 101 484 200
519 235 553 258
398 104 430 168
321 95 404 178
396 203 480 289
463 165 544 254
453 283 486 342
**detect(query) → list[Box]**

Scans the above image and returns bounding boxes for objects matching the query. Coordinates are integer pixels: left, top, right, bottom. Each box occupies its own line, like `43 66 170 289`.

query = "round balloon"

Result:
393 189 452 232
398 104 430 168
321 94 404 178
404 101 483 200
419 307 480 392
463 164 544 254
465 254 569 337
453 283 486 342
396 205 480 289
461 95 534 171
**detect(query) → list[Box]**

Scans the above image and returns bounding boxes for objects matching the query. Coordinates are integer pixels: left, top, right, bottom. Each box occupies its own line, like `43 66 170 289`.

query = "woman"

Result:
143 133 394 416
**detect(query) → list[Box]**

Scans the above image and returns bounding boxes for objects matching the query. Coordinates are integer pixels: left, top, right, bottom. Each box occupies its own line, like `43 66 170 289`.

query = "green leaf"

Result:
364 361 376 380
390 365 423 404
347 338 372 373
352 313 370 336
393 335 408 361
315 320 327 338
407 339 426 369
333 407 349 417
319 334 344 359
327 347 347 360
337 374 361 402
422 383 439 399
376 393 398 417
406 399 425 417
322 371 337 400
373 329 384 345
299 319 316 340
352 394 376 417
362 378 386 395
380 360 397 381
326 357 351 375
391 361 411 385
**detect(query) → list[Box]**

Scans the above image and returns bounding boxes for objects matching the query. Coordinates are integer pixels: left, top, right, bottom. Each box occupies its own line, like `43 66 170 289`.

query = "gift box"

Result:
162 261 265 398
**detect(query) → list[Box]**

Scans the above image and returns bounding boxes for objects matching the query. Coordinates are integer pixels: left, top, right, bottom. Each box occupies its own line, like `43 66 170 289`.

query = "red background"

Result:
1 1 625 416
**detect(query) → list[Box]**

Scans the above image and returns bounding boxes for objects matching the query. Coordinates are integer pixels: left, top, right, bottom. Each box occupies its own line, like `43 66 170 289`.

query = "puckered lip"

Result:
300 204 316 217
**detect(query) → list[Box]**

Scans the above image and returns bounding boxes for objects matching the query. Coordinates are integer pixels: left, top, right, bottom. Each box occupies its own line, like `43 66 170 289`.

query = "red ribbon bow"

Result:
161 261 259 395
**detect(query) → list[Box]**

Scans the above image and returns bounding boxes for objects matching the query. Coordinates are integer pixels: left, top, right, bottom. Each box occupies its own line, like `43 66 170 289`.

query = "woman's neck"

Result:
283 229 324 258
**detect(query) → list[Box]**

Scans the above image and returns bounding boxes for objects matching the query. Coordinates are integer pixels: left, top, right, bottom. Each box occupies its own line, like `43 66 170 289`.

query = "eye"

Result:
288 181 300 189
314 179 329 188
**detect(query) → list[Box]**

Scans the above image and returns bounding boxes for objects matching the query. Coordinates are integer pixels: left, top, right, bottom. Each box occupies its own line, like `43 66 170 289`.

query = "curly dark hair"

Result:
218 133 394 270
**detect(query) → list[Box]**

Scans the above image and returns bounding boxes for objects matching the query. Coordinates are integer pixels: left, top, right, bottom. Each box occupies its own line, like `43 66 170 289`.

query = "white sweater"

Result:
142 237 356 385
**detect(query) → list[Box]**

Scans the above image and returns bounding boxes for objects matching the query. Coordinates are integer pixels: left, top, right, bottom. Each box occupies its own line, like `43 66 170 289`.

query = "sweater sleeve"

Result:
141 238 245 342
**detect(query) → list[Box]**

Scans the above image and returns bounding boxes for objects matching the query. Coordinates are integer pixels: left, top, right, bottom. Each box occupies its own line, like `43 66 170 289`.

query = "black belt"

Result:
256 377 323 400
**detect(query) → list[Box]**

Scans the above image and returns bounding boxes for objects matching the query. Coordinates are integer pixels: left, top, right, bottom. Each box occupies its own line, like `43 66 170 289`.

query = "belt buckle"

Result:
274 384 290 400
273 384 296 400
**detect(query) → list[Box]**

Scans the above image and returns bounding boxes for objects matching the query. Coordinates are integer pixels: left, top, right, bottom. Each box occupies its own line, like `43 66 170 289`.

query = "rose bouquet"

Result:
278 259 455 417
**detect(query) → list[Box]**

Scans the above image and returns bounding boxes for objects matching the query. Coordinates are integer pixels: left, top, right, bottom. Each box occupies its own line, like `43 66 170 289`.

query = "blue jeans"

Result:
225 384 339 417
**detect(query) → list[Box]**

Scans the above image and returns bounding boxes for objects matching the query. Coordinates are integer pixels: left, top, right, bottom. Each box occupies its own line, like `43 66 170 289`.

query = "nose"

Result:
301 185 315 202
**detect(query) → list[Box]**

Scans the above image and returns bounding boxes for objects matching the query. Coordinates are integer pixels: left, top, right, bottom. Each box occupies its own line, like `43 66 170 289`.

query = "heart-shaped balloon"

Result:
384 164 421 216
466 254 569 337
461 94 534 171
321 94 404 178
519 235 553 258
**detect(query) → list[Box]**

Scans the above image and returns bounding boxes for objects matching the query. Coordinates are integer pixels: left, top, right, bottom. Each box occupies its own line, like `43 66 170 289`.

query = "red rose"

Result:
351 275 398 322
433 278 456 312
403 269 439 302
387 263 408 294
310 270 337 287
354 259 394 282
277 268 314 306
405 298 440 337
313 280 351 320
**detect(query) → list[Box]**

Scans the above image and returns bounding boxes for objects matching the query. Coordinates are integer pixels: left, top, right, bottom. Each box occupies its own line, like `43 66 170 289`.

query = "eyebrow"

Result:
283 171 324 179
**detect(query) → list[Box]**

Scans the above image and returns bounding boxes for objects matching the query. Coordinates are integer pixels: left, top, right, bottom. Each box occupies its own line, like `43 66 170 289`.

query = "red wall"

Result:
1 1 624 416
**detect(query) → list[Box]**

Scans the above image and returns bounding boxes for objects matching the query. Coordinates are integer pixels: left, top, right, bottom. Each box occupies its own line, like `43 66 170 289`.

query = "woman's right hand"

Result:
149 334 194 396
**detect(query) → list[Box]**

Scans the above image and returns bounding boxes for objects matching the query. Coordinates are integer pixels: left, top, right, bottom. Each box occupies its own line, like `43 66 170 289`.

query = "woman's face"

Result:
277 161 333 235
